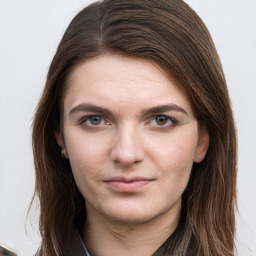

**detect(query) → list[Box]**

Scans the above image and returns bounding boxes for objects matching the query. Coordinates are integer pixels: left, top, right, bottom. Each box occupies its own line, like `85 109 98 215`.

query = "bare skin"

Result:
56 54 209 255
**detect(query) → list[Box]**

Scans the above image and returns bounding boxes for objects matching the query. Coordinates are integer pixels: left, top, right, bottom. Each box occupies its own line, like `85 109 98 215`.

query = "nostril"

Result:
111 150 142 166
110 142 144 166
110 128 144 165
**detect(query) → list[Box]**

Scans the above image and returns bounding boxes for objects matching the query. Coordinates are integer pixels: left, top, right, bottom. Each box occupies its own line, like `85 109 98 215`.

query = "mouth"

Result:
103 176 155 192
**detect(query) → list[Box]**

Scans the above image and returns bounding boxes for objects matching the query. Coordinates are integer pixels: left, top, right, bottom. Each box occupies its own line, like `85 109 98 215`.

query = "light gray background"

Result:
0 1 255 255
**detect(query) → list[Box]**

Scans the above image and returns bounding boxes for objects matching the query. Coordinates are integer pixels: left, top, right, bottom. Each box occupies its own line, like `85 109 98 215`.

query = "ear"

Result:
55 131 69 159
55 131 65 149
194 125 209 163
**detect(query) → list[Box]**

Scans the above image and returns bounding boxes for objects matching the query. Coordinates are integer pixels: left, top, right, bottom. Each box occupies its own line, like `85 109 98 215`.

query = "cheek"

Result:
148 130 198 189
64 131 110 180
64 132 111 202
151 130 197 166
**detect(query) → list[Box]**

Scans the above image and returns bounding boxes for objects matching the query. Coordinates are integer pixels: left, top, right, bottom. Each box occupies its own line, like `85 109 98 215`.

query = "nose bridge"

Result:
111 122 144 165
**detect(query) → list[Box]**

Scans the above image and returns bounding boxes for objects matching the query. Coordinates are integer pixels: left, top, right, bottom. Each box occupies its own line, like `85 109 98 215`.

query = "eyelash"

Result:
78 115 109 127
148 115 179 128
78 115 179 129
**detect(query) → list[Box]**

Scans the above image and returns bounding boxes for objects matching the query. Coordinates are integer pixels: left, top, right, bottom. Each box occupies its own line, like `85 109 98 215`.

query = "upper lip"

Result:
104 176 155 183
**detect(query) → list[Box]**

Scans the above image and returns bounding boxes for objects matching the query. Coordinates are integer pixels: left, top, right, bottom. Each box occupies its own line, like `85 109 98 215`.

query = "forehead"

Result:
64 54 193 115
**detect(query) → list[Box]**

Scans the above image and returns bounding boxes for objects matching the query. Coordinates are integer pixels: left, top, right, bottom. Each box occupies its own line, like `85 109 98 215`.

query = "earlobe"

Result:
55 131 69 159
61 148 69 159
55 131 65 148
194 126 209 163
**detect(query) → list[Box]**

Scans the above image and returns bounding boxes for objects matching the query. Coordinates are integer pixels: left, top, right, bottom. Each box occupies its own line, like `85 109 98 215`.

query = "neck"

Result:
83 202 180 256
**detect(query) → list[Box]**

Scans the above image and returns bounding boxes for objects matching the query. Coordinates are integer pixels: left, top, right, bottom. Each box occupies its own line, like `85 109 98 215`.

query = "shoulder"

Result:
60 228 89 256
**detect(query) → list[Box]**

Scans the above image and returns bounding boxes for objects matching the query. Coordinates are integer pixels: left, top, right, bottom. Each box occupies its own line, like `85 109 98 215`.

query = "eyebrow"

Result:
69 103 189 118
141 104 189 117
69 103 114 118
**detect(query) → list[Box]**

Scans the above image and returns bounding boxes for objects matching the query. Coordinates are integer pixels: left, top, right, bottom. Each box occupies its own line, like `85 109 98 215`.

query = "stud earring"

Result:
61 149 68 159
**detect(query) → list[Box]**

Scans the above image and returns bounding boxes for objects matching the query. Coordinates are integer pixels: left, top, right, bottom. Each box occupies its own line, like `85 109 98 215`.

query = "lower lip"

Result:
104 180 153 192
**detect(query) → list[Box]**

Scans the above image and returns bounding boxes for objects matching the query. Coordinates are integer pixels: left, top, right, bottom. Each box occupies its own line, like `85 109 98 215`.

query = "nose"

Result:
110 125 144 166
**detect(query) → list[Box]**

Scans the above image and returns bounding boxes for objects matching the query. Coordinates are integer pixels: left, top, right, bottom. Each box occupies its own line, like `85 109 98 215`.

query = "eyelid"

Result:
163 115 180 124
147 113 179 122
77 114 109 125
76 113 180 128
147 114 180 128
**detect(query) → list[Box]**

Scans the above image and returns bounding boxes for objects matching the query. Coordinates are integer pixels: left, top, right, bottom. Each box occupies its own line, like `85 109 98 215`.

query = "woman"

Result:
32 0 237 255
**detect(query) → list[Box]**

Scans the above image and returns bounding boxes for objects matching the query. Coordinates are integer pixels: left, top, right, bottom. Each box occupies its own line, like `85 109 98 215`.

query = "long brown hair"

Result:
32 0 237 255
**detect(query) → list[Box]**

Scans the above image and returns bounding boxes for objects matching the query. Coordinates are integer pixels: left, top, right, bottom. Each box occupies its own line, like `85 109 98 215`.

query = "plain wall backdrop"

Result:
0 0 255 255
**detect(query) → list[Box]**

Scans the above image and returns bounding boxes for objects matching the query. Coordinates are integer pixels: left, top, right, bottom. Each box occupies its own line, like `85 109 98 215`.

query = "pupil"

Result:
156 115 167 125
90 116 101 125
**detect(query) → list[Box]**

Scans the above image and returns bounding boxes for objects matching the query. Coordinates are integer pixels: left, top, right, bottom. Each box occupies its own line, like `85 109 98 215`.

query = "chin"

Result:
102 206 167 225
108 213 156 225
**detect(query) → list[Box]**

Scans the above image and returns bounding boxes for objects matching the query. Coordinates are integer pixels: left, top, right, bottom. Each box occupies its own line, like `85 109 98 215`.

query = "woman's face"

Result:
56 54 209 225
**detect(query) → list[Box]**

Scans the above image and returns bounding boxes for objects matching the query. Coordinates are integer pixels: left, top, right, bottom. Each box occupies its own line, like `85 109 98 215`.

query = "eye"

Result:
155 115 169 125
86 116 103 126
149 115 178 128
79 115 109 127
